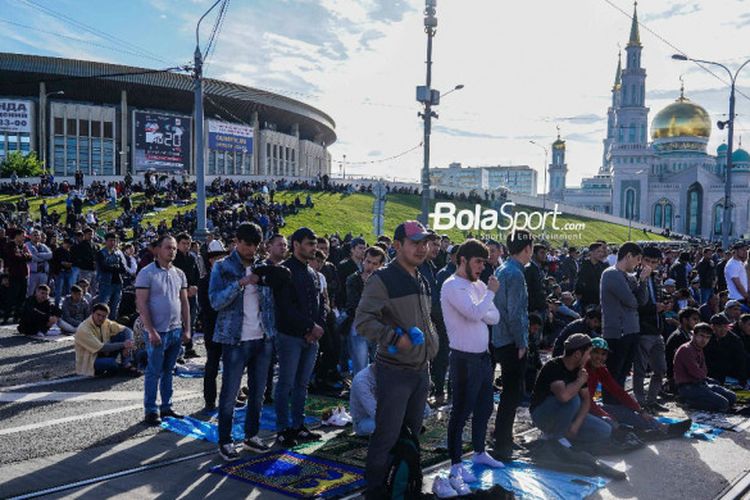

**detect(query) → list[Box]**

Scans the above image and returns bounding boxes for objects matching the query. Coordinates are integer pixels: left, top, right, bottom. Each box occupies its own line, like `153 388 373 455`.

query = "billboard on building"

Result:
132 111 191 172
207 120 253 154
0 99 33 134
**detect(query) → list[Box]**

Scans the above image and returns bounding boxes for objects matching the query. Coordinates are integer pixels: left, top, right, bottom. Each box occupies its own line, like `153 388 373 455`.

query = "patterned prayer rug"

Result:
210 450 365 498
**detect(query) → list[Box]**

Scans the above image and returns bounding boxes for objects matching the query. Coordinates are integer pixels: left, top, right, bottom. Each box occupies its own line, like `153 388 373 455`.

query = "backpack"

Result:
384 425 423 500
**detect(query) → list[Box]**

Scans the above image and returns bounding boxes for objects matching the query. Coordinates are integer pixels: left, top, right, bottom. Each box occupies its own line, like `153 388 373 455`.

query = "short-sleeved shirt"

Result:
529 357 586 412
725 258 747 300
135 261 187 332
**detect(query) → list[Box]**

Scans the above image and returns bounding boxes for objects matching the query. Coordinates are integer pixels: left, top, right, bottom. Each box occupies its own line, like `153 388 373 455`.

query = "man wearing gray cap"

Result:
529 333 611 445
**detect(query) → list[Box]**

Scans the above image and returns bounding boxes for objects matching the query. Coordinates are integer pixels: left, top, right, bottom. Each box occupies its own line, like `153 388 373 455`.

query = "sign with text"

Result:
133 111 191 172
207 120 253 154
0 99 32 134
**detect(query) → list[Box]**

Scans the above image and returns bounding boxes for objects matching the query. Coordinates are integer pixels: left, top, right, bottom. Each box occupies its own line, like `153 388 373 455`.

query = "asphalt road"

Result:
1 325 749 499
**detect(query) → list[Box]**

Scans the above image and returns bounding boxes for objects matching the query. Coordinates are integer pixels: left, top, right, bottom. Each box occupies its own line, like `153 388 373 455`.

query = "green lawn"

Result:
0 190 666 246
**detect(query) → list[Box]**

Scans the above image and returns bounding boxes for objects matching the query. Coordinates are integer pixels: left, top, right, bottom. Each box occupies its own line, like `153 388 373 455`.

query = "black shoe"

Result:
667 418 692 436
144 413 162 426
202 404 217 414
489 446 514 462
218 443 241 462
263 395 274 405
243 436 272 453
275 429 298 448
295 425 322 441
184 349 201 359
160 409 184 419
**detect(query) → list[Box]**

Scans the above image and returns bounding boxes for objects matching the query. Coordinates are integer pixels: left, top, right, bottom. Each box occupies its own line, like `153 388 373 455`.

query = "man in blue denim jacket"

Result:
491 229 533 460
209 223 279 462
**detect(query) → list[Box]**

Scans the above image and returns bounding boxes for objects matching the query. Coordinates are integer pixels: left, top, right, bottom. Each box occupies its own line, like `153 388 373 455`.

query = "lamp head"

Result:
672 54 688 61
454 84 464 90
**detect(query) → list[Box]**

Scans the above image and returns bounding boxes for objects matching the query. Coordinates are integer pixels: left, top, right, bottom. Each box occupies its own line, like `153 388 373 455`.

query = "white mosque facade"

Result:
549 4 750 241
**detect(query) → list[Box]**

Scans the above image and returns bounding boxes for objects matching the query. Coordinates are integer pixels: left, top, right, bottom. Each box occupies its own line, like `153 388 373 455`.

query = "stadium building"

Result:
0 53 335 179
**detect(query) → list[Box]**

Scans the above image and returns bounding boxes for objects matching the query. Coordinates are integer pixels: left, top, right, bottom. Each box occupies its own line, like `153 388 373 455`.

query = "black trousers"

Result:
203 336 222 407
10 278 27 319
603 334 638 405
494 344 527 450
430 315 450 396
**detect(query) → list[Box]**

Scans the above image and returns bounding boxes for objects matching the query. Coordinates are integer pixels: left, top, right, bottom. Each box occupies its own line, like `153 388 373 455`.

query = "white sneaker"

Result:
456 464 477 483
432 476 458 498
448 473 471 496
338 406 352 423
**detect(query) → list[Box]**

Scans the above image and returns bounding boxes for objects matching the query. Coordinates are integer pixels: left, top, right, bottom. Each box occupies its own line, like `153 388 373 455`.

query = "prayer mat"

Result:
734 390 750 405
161 406 319 443
657 416 724 441
210 450 365 498
463 459 609 499
175 359 211 378
303 394 348 418
687 411 750 432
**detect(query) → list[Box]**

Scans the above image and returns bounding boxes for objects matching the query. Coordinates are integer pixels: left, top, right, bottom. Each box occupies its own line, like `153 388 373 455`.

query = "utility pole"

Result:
193 0 224 241
418 0 438 225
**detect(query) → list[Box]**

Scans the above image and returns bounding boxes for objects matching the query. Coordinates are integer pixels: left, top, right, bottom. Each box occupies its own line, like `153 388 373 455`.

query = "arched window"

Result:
687 183 703 236
713 200 734 236
653 199 674 229
653 204 662 227
625 188 636 220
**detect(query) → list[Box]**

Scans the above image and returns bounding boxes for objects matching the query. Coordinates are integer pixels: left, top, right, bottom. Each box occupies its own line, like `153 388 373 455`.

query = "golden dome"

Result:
651 93 711 140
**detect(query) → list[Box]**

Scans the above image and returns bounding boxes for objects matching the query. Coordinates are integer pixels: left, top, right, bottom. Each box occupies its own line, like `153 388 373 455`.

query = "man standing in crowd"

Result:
492 230 533 460
337 236 366 307
73 228 98 294
600 243 649 398
559 247 580 292
210 223 275 461
725 242 749 309
261 233 288 404
696 247 716 305
345 246 387 377
135 235 191 426
355 221 438 499
526 244 548 321
274 228 325 447
431 244 459 405
576 242 608 310
174 233 201 359
633 246 667 412
96 233 126 320
52 237 75 306
674 322 737 411
5 228 32 320
25 229 52 297
440 239 504 495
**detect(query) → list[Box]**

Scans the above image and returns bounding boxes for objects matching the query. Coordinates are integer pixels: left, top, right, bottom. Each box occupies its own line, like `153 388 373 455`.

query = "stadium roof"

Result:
0 52 336 145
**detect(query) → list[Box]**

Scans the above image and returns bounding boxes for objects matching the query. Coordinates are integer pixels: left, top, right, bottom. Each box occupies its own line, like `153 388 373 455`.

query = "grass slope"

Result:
0 191 666 245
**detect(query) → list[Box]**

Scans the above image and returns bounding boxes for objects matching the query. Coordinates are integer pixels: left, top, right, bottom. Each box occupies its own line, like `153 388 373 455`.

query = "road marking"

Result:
0 375 87 392
0 392 200 436
0 390 197 403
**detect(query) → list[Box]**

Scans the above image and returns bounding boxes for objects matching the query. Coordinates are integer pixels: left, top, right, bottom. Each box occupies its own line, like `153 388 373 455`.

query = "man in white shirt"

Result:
438 239 505 496
725 242 749 311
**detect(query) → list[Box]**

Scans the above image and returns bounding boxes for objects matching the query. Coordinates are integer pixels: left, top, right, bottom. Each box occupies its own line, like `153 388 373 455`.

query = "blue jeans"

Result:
349 325 375 377
678 382 737 412
274 333 319 431
144 328 183 415
354 417 375 436
700 288 713 305
218 338 273 445
531 395 612 442
601 403 659 430
54 270 74 306
98 281 122 320
448 350 494 463
94 329 134 374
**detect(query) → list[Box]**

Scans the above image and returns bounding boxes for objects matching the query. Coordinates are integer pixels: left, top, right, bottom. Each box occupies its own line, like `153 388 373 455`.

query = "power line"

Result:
203 0 230 65
601 0 750 103
0 18 169 64
18 0 174 66
335 142 423 166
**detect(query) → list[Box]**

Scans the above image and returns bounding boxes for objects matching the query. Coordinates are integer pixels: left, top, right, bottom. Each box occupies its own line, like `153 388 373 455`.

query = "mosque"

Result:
548 3 750 241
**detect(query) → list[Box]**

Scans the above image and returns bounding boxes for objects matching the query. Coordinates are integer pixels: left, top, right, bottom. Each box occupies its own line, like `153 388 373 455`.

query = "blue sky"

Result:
2 0 750 190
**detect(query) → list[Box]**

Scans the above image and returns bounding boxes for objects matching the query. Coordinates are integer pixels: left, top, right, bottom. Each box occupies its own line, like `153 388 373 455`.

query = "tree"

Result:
0 151 44 178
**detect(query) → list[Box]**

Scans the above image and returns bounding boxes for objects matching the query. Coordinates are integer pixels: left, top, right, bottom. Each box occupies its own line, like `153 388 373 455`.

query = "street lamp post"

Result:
672 53 750 248
418 0 438 225
39 90 64 173
529 140 548 210
193 0 224 241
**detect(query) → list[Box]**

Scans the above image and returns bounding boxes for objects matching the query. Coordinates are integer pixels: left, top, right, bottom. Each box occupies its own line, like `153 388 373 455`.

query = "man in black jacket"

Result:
696 247 716 305
706 313 748 387
576 242 608 310
669 252 691 291
665 307 700 392
274 227 325 447
633 246 667 411
336 237 366 308
73 228 98 294
18 284 62 337
174 233 201 359
552 307 602 356
559 247 580 292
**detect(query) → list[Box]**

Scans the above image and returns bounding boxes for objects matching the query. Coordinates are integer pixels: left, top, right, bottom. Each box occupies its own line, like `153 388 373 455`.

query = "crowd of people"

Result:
5 174 750 498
